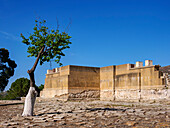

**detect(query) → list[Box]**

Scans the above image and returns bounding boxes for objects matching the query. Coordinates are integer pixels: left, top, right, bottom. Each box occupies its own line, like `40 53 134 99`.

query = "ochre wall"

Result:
115 64 138 88
114 64 163 89
41 65 70 98
100 64 165 101
41 65 100 97
140 66 163 89
100 66 115 100
115 73 140 89
41 64 166 100
68 66 100 94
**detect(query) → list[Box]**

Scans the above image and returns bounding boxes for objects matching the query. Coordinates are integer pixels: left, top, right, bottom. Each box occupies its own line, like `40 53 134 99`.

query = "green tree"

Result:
0 48 17 92
38 84 44 91
6 78 30 100
6 78 42 100
21 19 71 116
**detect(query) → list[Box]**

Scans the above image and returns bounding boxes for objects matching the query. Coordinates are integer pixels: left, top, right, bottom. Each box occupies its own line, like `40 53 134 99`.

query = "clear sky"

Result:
0 0 170 90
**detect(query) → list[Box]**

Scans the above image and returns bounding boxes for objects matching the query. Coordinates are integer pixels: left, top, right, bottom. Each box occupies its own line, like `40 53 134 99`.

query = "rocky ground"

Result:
0 99 169 128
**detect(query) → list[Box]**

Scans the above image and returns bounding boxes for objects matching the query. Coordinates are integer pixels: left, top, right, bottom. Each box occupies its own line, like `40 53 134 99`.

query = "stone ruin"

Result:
40 60 170 101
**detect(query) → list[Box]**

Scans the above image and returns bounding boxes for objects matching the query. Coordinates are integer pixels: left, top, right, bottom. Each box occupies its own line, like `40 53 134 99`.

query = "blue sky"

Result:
0 0 170 90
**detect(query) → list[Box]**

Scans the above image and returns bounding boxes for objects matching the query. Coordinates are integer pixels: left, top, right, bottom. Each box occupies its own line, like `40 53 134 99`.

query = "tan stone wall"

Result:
115 64 140 89
60 65 70 76
115 65 164 89
41 63 168 101
41 65 100 98
116 64 129 75
41 66 70 98
100 64 166 101
68 66 100 94
140 66 163 89
115 73 140 89
100 66 115 101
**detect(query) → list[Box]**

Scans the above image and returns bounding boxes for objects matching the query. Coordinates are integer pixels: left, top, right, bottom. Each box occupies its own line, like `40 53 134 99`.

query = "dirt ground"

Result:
0 99 169 128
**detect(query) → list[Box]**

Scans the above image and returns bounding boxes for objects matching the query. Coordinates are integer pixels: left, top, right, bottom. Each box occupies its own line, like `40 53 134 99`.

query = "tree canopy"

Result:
0 48 17 92
21 20 72 66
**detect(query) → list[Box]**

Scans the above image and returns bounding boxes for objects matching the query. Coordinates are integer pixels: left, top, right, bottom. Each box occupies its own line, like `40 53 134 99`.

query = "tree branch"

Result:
42 40 59 55
56 17 60 30
27 46 45 73
64 18 72 33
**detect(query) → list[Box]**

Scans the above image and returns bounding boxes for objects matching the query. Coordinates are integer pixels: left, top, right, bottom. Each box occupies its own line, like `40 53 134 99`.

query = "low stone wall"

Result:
40 89 99 101
69 90 100 99
101 88 170 102
140 88 170 101
40 88 68 98
100 90 114 101
41 88 169 102
115 89 140 102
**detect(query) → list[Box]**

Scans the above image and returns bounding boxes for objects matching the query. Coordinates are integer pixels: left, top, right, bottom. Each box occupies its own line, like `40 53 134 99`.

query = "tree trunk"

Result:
22 46 44 116
22 71 37 116
22 86 37 116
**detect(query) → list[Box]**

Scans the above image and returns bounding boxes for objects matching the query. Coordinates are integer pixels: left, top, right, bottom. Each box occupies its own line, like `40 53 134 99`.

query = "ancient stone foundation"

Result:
42 90 100 101
40 88 68 98
100 88 170 102
69 90 100 99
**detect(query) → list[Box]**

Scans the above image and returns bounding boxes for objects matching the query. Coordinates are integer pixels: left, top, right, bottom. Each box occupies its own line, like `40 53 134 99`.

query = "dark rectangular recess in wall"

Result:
154 65 160 71
159 71 163 78
130 64 135 68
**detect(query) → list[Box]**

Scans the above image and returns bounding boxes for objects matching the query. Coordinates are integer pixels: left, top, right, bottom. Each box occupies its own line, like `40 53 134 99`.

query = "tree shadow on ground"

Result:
36 110 74 116
0 103 23 106
86 108 127 112
36 111 62 116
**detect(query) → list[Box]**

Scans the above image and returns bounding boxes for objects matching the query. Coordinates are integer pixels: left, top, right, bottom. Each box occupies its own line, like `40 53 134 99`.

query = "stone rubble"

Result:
0 99 169 127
